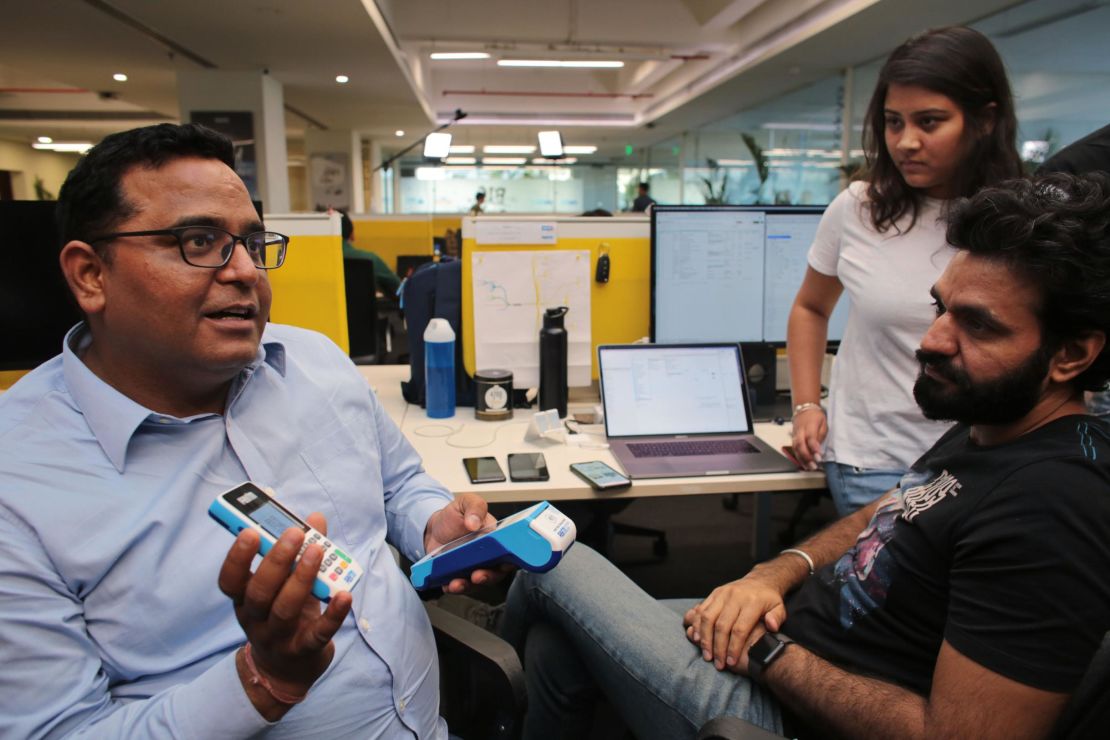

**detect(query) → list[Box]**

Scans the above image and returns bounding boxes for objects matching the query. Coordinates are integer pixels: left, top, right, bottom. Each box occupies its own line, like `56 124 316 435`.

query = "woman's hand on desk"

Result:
424 493 512 594
791 407 827 471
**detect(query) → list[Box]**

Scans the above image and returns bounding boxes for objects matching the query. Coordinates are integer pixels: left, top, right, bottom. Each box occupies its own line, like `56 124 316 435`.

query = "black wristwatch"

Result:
747 632 795 685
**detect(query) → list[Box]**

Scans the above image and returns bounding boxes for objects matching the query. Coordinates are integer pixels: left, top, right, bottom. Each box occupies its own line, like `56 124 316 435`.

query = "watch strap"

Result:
748 632 795 685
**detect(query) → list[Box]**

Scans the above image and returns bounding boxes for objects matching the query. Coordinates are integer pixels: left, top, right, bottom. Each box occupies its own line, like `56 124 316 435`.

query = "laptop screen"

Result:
598 344 752 438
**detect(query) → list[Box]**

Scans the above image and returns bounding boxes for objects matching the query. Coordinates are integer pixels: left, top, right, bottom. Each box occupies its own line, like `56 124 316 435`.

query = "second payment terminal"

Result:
410 501 576 589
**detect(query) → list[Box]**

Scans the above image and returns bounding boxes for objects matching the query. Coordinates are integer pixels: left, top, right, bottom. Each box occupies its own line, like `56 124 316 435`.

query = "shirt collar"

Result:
61 323 287 473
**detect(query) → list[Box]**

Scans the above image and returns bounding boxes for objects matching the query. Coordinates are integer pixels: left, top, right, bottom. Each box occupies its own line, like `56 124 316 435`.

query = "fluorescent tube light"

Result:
563 145 597 154
531 157 577 165
538 131 564 157
423 132 452 159
430 52 491 60
482 157 527 165
483 145 536 154
498 59 624 68
32 142 93 153
444 157 477 165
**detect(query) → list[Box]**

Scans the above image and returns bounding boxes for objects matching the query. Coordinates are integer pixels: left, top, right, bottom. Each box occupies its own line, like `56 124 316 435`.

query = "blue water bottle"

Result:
424 318 456 418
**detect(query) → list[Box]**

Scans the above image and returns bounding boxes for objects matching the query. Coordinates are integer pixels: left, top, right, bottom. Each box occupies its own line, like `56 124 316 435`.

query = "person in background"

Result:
340 211 401 297
1036 121 1110 417
0 123 501 738
469 191 486 215
631 182 656 212
787 26 1023 515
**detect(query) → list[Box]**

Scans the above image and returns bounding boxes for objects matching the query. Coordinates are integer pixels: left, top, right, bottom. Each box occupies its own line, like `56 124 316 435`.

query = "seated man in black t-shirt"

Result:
500 172 1110 740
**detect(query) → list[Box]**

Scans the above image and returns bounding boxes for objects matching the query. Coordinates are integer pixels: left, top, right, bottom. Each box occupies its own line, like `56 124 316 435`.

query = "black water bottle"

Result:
539 306 569 418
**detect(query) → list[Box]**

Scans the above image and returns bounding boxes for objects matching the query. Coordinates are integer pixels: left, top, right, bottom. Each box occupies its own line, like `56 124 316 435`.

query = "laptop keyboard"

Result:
627 438 759 458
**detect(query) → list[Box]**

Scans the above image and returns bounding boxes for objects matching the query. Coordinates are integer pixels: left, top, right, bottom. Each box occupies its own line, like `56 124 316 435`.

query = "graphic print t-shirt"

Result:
783 416 1110 694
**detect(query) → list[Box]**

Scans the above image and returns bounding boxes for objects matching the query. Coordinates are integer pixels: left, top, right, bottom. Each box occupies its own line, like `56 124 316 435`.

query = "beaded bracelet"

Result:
791 402 825 422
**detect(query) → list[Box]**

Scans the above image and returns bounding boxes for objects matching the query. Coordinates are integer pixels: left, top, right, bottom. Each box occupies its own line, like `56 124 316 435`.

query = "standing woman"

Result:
787 27 1022 515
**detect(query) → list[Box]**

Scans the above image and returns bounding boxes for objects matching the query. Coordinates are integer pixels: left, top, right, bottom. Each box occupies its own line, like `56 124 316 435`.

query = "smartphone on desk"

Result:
508 452 550 482
463 456 507 484
570 460 631 491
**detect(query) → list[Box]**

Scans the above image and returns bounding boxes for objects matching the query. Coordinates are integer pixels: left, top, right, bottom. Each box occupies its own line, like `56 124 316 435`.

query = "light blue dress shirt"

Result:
0 323 454 739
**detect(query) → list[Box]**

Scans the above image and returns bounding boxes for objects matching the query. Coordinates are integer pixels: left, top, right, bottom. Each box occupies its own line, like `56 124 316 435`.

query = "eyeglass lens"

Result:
179 227 285 268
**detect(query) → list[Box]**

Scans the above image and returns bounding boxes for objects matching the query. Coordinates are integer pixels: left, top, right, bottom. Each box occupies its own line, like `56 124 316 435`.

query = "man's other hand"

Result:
683 574 789 673
218 512 352 710
423 493 510 594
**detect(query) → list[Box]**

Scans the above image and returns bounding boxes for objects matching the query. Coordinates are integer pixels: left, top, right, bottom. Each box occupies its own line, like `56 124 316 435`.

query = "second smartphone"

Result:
569 460 631 490
508 452 550 482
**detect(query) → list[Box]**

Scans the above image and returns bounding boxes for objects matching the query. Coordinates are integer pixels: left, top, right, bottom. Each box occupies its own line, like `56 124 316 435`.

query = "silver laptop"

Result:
598 344 796 479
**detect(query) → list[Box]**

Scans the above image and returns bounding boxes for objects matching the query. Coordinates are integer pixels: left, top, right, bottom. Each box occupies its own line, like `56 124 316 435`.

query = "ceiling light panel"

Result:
562 145 597 154
482 157 527 165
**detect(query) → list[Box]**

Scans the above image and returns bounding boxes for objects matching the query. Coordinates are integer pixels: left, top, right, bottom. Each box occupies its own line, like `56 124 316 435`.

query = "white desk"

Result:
359 365 826 559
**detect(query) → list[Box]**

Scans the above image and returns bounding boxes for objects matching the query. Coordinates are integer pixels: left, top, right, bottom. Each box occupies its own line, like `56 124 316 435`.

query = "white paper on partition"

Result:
471 250 591 389
474 220 557 245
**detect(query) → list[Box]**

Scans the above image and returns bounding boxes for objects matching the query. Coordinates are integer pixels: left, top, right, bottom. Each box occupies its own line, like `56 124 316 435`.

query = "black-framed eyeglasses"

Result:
87 226 289 270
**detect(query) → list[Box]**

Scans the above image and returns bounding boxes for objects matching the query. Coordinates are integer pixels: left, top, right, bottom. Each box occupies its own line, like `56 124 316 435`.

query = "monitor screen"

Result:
651 205 849 345
0 201 82 371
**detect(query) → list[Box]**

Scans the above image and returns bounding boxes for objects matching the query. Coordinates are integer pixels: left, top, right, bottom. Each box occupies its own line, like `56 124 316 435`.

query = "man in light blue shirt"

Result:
0 123 497 738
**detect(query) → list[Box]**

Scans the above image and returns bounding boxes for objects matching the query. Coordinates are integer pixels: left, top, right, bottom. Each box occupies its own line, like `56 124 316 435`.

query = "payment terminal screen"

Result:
252 501 306 538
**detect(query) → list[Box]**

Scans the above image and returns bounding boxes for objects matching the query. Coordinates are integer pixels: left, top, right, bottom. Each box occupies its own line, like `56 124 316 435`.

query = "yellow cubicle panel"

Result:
352 215 435 273
460 218 651 381
266 214 349 353
432 215 462 239
0 369 27 391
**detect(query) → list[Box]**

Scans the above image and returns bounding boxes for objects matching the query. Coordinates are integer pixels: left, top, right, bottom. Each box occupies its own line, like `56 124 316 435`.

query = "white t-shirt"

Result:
807 182 953 470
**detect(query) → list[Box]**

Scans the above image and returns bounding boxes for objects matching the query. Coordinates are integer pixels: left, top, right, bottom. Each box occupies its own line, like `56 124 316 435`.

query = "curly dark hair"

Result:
56 123 235 251
945 172 1110 392
861 26 1023 233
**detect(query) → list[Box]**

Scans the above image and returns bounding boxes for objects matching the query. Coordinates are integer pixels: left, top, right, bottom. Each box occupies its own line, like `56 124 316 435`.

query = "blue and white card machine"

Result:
208 482 364 602
410 501 576 590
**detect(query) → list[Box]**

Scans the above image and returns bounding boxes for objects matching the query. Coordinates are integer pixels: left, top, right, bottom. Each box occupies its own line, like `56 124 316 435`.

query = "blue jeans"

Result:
501 544 784 740
823 462 906 517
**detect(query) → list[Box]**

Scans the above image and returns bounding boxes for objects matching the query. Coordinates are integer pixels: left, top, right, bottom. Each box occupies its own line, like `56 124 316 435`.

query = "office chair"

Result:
696 631 1110 740
427 602 526 740
343 258 380 364
568 500 668 561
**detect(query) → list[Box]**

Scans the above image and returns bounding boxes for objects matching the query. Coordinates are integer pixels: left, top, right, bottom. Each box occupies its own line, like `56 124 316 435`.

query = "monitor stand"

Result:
740 342 790 422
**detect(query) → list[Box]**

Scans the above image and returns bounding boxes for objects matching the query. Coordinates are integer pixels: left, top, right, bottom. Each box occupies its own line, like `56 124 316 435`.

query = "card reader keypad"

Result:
300 531 355 583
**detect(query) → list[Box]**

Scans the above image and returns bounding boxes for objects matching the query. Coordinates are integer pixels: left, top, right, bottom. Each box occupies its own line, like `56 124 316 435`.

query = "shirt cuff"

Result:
178 650 275 739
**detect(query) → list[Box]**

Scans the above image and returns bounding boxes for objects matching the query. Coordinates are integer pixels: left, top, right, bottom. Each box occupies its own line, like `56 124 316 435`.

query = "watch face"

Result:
748 632 790 683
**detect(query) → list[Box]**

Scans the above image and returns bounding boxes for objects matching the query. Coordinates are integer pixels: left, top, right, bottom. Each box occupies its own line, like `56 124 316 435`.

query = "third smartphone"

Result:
569 460 631 491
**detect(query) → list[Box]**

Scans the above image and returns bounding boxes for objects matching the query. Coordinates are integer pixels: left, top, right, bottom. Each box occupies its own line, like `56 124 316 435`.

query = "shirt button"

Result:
158 417 172 424
399 699 406 713
359 618 371 631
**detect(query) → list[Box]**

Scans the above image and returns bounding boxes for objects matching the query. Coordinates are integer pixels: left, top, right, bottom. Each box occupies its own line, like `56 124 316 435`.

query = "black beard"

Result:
912 345 1052 425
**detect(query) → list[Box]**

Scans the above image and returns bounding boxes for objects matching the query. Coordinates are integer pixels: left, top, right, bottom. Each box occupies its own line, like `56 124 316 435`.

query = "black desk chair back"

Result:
343 258 379 363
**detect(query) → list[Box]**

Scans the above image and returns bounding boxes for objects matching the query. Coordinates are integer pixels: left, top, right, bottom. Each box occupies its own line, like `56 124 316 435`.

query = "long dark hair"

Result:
861 26 1022 233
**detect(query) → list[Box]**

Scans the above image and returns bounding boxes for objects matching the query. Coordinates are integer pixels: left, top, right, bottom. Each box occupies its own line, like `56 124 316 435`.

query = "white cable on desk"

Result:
411 420 530 449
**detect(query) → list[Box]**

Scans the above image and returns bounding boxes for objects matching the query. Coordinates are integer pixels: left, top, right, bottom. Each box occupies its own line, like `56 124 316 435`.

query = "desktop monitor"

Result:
0 201 82 371
650 205 850 346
